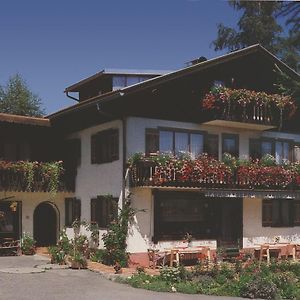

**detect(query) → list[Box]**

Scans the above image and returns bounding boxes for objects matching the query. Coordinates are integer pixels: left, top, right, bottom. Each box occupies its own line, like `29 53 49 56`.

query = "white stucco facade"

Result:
68 119 124 221
243 197 300 247
58 116 300 256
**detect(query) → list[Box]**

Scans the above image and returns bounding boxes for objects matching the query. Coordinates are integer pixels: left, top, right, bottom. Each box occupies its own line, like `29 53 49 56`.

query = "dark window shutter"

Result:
91 198 97 224
262 199 272 227
0 142 4 159
65 198 73 226
204 134 219 158
145 128 159 155
294 200 300 226
249 139 261 160
73 199 81 222
110 129 119 161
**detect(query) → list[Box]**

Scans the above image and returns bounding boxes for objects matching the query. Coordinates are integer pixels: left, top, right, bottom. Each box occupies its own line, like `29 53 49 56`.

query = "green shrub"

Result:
21 233 36 255
48 246 65 264
219 263 236 279
90 249 105 263
240 277 279 300
159 267 181 283
174 281 200 294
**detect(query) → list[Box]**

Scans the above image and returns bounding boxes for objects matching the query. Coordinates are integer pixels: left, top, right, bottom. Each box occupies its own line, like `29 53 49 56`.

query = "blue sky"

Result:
0 0 241 114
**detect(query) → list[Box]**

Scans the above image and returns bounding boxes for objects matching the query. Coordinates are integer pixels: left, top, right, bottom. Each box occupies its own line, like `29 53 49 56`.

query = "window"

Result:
145 129 159 155
262 140 274 157
249 139 293 162
0 142 30 161
145 128 212 158
204 134 219 158
159 130 204 158
154 192 219 241
275 141 291 163
294 144 300 162
91 129 119 164
262 199 298 227
91 196 118 228
65 198 81 227
222 134 239 157
0 201 21 238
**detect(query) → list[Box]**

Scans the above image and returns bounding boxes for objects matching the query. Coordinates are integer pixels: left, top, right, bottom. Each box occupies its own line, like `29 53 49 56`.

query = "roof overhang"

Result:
0 113 50 127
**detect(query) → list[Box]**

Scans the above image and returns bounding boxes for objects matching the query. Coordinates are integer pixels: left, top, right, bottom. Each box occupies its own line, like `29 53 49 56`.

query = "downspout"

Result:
122 116 127 208
66 91 79 102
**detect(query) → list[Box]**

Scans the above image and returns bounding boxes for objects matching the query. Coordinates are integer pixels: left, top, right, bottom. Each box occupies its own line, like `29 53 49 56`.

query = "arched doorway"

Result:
33 202 59 246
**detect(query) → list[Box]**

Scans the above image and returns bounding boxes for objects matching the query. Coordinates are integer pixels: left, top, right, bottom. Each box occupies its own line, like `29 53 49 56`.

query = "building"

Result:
1 44 300 266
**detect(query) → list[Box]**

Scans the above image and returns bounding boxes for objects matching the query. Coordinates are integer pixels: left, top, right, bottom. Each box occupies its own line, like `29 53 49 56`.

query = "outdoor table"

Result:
166 246 211 267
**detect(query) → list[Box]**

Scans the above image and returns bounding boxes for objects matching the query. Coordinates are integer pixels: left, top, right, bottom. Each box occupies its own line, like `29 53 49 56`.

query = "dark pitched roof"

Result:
48 44 300 120
0 113 50 127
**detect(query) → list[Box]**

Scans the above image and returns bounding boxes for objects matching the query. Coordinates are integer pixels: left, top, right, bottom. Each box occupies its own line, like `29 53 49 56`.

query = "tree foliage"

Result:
212 1 299 72
0 74 44 117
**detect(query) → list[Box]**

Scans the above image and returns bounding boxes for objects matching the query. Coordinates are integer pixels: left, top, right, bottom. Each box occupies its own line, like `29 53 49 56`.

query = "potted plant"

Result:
21 233 36 255
184 232 193 247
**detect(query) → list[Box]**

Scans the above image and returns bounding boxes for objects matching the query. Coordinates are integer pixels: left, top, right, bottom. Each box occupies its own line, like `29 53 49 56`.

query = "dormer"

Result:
64 69 171 102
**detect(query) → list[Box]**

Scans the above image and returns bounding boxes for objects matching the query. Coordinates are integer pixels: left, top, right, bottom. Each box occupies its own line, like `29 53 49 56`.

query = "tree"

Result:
213 1 282 53
212 1 299 72
0 74 44 117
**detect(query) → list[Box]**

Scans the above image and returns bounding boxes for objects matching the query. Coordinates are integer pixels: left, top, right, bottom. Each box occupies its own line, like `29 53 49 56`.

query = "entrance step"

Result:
35 247 50 256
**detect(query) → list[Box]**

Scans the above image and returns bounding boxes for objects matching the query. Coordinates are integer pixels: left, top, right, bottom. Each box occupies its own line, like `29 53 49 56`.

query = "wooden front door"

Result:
218 198 243 248
34 202 58 246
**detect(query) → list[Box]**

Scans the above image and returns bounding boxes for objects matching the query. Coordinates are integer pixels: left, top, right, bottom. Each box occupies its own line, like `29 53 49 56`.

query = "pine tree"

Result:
0 74 44 117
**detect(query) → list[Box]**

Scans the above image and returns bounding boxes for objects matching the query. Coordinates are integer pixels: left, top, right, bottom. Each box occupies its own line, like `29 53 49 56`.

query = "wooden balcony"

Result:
201 87 296 131
129 159 300 192
0 162 75 193
202 102 277 130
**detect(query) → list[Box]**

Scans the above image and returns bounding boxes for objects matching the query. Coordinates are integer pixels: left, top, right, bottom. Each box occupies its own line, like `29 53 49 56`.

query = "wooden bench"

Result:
0 239 21 256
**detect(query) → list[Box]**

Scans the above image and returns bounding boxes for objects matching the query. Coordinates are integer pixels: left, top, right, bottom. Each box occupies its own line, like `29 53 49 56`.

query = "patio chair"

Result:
259 245 270 264
147 249 167 269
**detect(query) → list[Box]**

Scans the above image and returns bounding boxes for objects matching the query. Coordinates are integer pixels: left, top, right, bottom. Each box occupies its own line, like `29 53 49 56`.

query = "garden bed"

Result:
124 260 300 299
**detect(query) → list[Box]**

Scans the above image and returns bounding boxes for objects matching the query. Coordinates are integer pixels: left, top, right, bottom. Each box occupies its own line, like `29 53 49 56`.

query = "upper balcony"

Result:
0 161 75 193
200 87 296 131
129 153 300 193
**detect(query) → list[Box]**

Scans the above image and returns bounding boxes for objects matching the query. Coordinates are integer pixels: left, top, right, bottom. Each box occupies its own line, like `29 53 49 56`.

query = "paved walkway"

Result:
0 256 247 300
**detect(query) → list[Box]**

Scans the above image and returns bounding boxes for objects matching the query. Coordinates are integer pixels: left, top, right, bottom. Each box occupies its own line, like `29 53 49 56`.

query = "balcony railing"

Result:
201 87 296 129
0 161 75 193
129 155 300 191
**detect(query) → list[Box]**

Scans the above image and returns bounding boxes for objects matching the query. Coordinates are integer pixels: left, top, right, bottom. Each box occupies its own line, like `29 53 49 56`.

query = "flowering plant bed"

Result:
202 87 296 127
129 153 300 190
124 260 300 299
